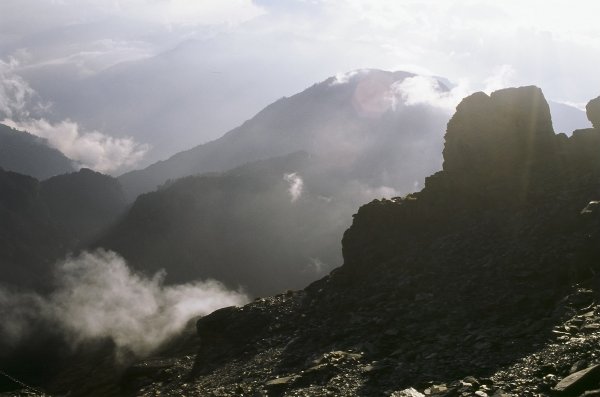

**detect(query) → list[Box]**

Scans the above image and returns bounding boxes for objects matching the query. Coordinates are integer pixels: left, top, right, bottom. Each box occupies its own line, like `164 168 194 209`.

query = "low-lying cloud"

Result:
284 172 304 202
330 69 366 86
393 65 516 114
0 250 248 359
306 257 327 274
0 58 37 119
393 76 470 114
3 118 150 174
1 59 149 174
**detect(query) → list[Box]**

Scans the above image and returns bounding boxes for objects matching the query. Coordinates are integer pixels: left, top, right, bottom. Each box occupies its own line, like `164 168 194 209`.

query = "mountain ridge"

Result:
97 151 348 296
117 69 448 200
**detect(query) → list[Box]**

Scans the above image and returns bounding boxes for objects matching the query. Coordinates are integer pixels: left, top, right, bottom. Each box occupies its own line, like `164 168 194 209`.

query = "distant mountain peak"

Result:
118 69 450 201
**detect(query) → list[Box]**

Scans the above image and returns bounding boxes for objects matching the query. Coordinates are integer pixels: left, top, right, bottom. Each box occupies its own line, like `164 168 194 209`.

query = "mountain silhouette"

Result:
98 152 352 296
0 123 75 179
0 168 127 290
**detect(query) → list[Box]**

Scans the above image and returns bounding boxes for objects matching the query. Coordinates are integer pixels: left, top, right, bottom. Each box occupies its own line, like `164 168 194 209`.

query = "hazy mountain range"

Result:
118 69 447 199
0 69 593 297
98 70 454 295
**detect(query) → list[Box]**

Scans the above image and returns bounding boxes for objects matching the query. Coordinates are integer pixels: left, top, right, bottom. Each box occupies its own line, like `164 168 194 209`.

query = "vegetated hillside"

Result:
104 88 600 397
118 69 450 200
98 151 359 297
0 168 127 291
0 123 75 179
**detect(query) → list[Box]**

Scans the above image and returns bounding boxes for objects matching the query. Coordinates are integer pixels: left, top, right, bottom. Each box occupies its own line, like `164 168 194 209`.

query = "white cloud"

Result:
0 57 150 173
306 257 327 274
121 0 266 27
0 288 43 343
330 69 365 85
393 65 516 114
482 64 516 94
0 59 37 119
284 172 304 202
0 250 248 359
393 76 469 114
0 0 266 79
3 118 149 174
0 0 265 31
269 1 600 103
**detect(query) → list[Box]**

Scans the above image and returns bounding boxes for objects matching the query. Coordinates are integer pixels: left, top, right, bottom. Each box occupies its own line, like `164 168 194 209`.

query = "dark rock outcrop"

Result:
442 87 556 184
587 96 600 128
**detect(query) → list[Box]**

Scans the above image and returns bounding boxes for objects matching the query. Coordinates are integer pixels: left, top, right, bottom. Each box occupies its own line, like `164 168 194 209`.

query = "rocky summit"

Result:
21 87 600 397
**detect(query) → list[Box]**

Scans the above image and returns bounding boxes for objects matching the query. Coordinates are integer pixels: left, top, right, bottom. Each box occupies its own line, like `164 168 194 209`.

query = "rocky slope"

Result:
110 88 600 397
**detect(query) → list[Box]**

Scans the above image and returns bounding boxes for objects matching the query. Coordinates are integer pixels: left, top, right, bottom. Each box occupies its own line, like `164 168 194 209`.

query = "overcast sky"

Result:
1 0 599 172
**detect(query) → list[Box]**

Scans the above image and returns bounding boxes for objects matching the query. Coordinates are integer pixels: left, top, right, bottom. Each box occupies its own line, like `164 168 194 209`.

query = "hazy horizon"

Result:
1 0 599 173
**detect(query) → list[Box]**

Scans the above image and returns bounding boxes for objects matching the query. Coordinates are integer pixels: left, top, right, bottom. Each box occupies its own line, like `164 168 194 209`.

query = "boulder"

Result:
553 364 600 394
390 388 425 397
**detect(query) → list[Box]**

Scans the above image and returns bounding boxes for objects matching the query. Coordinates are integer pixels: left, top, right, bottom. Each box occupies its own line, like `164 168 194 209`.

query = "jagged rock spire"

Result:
442 86 554 175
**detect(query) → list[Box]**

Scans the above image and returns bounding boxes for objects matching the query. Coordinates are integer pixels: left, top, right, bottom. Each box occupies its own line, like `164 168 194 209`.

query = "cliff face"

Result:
342 86 600 273
44 88 600 397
